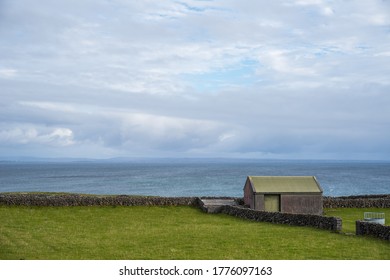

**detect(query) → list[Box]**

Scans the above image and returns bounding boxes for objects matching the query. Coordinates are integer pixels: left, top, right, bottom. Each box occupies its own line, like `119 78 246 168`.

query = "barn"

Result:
243 176 323 215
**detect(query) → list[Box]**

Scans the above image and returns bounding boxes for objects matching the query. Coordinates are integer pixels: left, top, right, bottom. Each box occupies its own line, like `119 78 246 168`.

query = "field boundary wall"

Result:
0 193 199 207
323 195 390 208
356 221 390 241
220 205 342 232
2 193 389 208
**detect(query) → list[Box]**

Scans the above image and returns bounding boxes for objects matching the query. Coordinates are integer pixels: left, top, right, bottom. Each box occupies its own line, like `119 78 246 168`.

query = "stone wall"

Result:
323 195 390 208
220 205 342 232
0 193 199 207
356 220 390 241
2 193 389 208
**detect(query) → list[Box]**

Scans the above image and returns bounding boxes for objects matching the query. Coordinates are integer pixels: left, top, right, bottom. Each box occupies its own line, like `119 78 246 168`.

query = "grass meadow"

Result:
0 205 389 260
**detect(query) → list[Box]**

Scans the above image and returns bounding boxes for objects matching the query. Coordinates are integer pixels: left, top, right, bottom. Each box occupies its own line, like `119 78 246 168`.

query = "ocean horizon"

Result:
1 158 389 197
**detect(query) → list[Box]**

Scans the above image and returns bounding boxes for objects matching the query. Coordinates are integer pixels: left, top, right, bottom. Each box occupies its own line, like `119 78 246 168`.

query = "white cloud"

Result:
0 68 17 78
261 49 317 76
19 101 77 113
0 0 389 159
322 6 334 16
0 125 75 147
218 133 236 142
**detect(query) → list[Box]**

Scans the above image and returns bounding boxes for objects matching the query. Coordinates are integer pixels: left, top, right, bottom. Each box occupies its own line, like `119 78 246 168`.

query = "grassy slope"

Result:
0 205 389 260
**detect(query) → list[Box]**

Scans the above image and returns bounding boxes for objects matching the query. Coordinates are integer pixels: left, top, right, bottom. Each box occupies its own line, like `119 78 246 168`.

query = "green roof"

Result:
248 176 323 193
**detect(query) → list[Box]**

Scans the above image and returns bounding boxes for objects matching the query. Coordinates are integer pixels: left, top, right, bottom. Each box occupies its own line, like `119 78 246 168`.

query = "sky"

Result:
1 0 390 160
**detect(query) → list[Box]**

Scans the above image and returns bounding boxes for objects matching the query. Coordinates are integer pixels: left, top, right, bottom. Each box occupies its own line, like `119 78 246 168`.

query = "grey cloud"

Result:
1 0 390 159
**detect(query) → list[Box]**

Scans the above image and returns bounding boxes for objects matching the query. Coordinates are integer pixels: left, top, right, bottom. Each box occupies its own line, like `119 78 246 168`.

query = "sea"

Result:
0 159 389 197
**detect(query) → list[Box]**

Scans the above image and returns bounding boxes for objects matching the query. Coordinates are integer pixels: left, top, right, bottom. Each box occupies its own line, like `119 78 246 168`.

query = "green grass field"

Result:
0 205 389 260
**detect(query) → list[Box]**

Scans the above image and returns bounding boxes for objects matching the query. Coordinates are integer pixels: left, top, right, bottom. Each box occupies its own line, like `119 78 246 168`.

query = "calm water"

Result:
0 160 389 197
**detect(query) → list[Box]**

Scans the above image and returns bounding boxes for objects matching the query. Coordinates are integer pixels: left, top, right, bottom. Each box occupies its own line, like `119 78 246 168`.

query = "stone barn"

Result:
243 176 323 215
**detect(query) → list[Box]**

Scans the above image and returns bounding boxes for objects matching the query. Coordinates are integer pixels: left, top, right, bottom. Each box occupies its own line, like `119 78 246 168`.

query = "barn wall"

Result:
243 180 253 208
281 194 323 215
254 194 265 211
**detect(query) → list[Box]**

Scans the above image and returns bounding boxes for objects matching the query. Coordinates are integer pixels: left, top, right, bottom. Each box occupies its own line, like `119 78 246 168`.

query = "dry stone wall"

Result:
0 193 199 207
323 195 390 208
2 193 389 208
220 205 342 232
356 220 390 241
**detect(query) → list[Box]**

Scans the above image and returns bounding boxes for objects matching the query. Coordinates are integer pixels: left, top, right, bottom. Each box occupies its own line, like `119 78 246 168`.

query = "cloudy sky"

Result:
1 0 390 160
